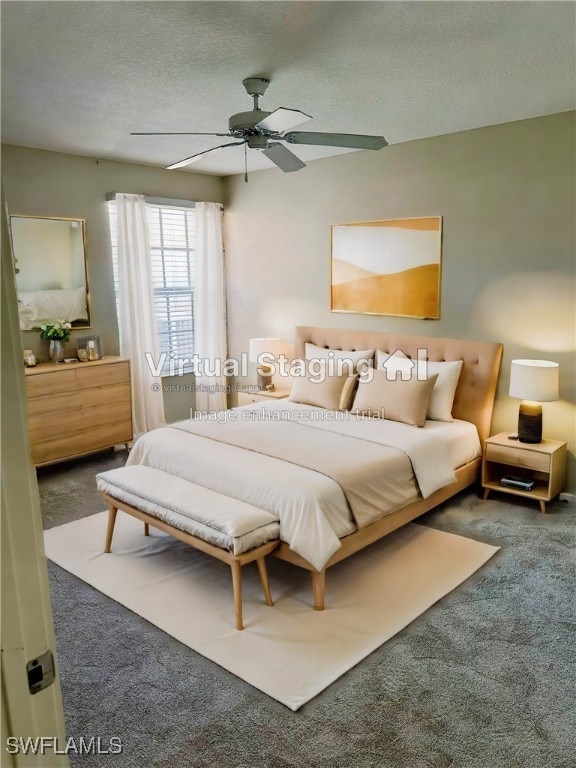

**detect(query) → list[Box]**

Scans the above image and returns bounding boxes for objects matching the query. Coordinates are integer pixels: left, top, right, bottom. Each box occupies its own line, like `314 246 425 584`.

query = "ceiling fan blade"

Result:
166 141 245 170
255 108 312 134
262 143 306 173
132 132 231 137
283 131 388 150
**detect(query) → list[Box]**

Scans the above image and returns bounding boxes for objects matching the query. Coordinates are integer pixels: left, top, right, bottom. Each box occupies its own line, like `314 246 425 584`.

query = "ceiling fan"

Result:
132 78 388 176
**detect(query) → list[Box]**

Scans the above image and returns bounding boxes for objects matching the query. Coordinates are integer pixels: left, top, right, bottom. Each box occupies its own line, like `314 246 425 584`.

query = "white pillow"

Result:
375 350 463 422
305 342 374 375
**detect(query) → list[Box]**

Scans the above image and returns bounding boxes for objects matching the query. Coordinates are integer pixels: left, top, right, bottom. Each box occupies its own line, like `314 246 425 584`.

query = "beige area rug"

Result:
44 512 499 711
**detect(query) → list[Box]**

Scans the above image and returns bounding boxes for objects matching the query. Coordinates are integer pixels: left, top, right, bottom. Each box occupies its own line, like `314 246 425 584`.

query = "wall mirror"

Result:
10 215 91 330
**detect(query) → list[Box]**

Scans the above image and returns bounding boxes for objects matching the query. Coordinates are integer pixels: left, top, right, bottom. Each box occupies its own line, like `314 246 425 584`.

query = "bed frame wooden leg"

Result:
144 522 150 536
231 561 243 630
256 557 274 607
311 569 326 611
104 504 118 553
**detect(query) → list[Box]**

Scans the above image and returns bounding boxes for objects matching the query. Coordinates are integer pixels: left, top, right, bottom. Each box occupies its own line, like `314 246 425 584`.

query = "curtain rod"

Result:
106 193 223 209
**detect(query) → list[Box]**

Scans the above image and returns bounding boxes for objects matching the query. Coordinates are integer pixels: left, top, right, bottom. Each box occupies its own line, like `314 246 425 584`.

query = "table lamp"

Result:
249 338 289 392
509 359 559 443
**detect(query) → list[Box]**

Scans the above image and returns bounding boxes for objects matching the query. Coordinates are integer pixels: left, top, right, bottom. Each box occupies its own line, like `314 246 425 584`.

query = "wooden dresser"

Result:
25 356 132 466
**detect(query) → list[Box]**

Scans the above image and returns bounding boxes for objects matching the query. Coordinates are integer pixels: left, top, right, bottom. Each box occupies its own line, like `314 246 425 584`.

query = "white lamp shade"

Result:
509 359 559 402
249 337 290 363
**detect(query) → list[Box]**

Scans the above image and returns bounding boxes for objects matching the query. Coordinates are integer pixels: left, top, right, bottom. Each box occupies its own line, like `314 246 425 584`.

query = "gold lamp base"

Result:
518 400 542 443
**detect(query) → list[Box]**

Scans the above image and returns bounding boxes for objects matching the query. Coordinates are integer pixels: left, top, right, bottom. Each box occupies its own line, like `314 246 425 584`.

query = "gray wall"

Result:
3 114 574 490
224 112 576 491
2 144 224 420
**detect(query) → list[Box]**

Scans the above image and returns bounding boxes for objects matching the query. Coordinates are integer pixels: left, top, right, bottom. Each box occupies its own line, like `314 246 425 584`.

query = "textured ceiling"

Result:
2 1 575 177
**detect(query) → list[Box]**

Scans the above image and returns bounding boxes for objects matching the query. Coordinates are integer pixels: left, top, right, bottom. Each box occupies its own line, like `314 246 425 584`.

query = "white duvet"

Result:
127 401 480 570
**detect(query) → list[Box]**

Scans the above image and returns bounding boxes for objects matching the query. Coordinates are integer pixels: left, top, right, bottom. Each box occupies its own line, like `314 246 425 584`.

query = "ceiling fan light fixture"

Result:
247 134 268 150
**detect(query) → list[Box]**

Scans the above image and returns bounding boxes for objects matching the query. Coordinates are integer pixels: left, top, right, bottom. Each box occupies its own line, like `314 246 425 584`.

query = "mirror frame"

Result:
10 213 92 330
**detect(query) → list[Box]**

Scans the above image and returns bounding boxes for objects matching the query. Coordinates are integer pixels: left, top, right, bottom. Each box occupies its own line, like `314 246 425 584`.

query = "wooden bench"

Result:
96 466 281 630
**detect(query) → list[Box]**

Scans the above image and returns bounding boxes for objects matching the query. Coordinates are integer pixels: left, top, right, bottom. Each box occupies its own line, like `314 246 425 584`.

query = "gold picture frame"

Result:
330 216 442 319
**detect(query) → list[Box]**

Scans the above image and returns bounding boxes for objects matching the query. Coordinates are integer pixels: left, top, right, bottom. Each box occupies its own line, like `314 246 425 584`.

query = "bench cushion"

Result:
96 466 280 555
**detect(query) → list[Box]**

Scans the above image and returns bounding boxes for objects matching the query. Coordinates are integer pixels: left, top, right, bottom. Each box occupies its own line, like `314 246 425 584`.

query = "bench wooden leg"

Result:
104 504 118 553
311 569 326 611
231 560 243 631
256 557 274 607
144 523 150 536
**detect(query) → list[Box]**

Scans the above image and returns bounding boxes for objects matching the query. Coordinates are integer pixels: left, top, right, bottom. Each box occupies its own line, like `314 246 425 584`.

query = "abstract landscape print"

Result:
331 217 442 318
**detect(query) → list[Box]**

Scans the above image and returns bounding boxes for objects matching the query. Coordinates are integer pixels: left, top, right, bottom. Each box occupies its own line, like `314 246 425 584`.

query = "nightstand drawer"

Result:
238 393 269 405
485 444 550 472
237 389 290 406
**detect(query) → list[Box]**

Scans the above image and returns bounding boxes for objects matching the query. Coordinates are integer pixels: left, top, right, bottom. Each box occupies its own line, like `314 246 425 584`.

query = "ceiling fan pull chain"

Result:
244 141 248 183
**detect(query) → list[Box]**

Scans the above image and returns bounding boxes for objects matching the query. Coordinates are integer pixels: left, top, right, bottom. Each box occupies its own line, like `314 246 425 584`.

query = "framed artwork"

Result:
330 216 442 319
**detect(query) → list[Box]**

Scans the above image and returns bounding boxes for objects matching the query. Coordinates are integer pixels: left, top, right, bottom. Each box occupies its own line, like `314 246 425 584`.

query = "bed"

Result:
122 326 502 610
18 287 89 329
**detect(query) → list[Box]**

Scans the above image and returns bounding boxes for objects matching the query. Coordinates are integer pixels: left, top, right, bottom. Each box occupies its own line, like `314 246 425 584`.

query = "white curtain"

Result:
115 193 166 437
194 202 228 412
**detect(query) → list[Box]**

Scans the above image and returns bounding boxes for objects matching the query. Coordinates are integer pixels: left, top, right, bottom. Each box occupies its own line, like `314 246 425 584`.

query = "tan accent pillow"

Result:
352 369 439 427
375 350 463 422
339 374 359 410
288 367 352 411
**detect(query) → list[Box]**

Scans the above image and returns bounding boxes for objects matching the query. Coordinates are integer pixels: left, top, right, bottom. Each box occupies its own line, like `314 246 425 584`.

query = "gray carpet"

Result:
39 450 575 768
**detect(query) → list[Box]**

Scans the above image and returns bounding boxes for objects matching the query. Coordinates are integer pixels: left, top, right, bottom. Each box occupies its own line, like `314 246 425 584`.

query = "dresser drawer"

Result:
79 383 131 410
26 369 76 398
27 391 83 418
29 407 91 442
76 361 130 390
31 421 133 465
485 444 550 472
89 400 132 427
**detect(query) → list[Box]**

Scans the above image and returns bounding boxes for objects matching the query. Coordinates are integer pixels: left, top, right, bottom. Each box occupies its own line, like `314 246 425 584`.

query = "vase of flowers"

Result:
40 321 71 363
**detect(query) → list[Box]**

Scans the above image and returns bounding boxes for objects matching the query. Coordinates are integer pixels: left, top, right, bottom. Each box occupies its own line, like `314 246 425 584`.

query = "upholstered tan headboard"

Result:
295 327 503 445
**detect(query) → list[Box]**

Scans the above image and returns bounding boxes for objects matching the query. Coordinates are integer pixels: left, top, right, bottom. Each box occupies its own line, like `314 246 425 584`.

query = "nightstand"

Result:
237 389 291 406
482 432 567 513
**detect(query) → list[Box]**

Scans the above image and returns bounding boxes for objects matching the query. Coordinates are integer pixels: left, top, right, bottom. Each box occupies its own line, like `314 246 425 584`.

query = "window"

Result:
108 200 196 374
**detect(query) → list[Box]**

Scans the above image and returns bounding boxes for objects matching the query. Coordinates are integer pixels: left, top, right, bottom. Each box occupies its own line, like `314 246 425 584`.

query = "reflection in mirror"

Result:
11 215 91 330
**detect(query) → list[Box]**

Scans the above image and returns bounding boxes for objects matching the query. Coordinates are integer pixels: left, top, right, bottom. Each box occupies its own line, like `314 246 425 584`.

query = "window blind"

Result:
108 200 197 375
